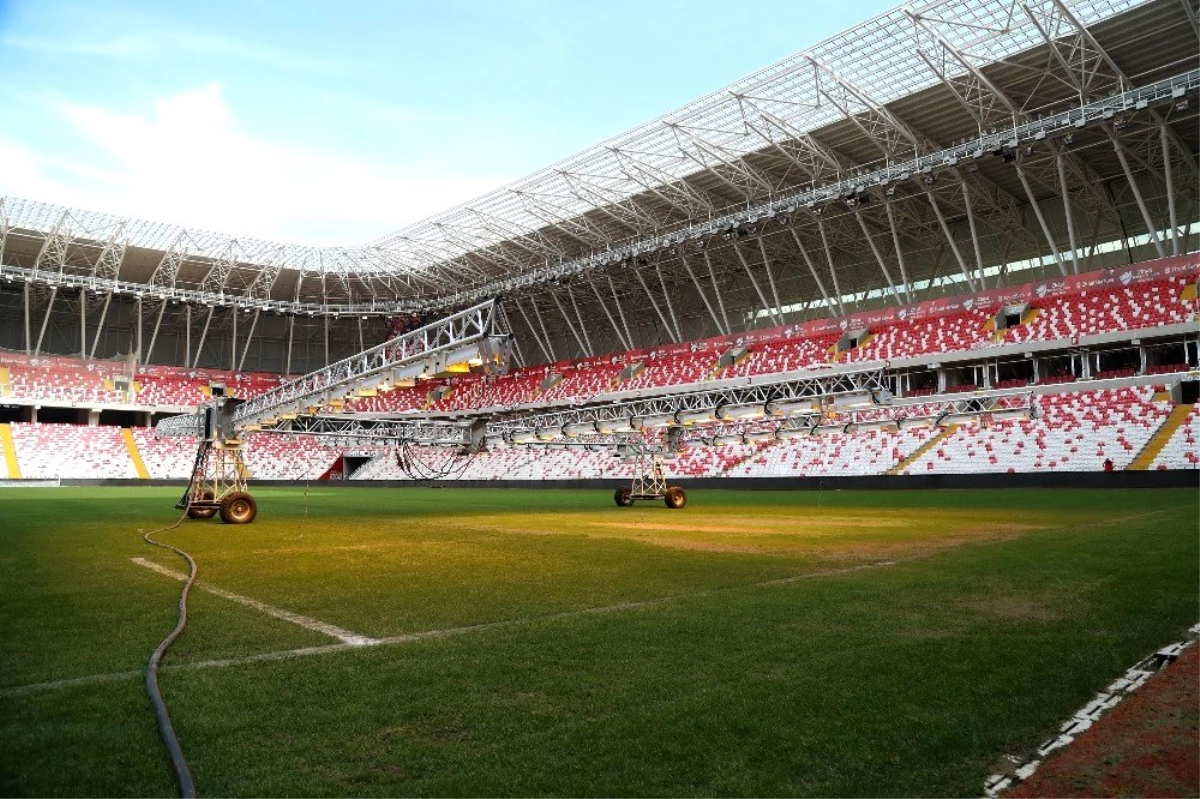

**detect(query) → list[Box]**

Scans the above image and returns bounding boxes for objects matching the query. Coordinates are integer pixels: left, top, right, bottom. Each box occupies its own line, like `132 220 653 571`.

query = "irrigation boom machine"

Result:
155 295 1036 522
154 299 511 523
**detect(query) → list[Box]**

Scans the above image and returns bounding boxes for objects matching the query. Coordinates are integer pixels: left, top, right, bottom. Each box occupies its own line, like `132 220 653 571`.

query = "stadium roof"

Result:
1 0 1196 330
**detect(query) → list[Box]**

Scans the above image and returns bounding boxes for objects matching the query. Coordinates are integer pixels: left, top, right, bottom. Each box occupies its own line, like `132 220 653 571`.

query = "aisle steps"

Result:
888 425 958 475
1127 404 1194 471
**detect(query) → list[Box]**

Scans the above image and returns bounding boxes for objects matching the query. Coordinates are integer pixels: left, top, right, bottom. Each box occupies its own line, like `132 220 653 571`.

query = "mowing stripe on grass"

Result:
3 558 899 697
130 557 380 647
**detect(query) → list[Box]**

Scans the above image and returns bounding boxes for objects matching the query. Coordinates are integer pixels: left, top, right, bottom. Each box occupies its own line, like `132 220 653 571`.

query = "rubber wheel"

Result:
219 491 258 524
664 486 687 509
187 490 217 519
614 487 634 507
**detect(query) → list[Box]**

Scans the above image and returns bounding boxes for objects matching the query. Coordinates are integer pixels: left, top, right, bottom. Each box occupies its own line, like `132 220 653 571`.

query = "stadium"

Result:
0 0 1197 795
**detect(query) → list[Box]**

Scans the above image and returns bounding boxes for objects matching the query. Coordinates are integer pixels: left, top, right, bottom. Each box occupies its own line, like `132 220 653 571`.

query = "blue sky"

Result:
0 0 896 245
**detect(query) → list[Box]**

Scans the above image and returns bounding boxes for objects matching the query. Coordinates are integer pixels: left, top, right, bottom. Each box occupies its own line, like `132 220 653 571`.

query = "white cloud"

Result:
0 84 507 245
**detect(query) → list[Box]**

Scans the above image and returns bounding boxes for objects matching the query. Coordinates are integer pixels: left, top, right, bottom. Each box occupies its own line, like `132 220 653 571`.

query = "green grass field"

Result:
0 485 1196 797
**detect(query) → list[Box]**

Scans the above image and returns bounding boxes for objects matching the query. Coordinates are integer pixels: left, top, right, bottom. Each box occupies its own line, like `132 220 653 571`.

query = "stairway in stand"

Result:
0 423 21 479
1127 404 1194 471
888 425 958 475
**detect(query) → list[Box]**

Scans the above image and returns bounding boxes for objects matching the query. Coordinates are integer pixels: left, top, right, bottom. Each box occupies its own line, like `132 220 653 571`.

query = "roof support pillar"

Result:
854 212 906 303
888 200 912 303
925 189 978 291
79 291 86 359
1161 123 1180 256
607 275 636 351
956 181 989 285
515 299 553 364
550 289 589 357
732 241 779 327
815 217 846 311
679 254 727 336
238 309 260 373
634 269 680 344
701 251 732 335
90 291 113 360
34 287 56 358
789 228 839 316
1108 130 1167 259
655 265 684 343
285 315 295 375
23 282 31 356
1015 167 1069 276
589 280 631 352
529 298 557 363
1054 151 1081 273
756 237 785 322
145 300 167 366
193 306 214 369
567 286 595 357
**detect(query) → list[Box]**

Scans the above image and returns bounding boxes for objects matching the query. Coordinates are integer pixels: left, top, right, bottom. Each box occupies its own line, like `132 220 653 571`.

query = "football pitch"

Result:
1 485 1196 797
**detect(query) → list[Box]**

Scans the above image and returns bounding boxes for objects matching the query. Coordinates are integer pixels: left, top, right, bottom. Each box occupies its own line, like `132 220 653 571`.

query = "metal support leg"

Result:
591 280 632 351
285 316 295 374
882 202 914 303
1109 132 1167 259
34 287 57 357
89 291 112 359
855 212 907 302
816 218 845 310
23 282 31 355
550 289 589 356
1054 151 1080 273
607 275 637 350
788 228 839 316
702 251 732 334
680 254 726 336
635 269 680 343
1015 167 1068 276
655 265 684 342
529 298 557 362
1161 124 1180 256
238 309 260 372
567 285 594 356
926 189 978 291
514 299 551 363
732 241 779 327
193 306 214 368
755 238 785 322
145 300 167 366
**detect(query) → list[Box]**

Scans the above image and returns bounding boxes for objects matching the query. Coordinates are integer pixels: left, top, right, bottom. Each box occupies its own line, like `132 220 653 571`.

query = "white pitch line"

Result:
6 506 1191 700
3 558 900 697
130 557 379 647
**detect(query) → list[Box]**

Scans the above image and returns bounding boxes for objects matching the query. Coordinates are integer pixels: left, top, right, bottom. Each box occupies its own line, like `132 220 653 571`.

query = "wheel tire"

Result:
219 491 258 524
664 486 687 509
187 490 217 519
614 488 634 507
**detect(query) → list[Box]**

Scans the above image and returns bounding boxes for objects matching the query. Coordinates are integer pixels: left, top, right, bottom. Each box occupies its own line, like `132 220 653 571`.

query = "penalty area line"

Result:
2 558 898 697
130 557 380 647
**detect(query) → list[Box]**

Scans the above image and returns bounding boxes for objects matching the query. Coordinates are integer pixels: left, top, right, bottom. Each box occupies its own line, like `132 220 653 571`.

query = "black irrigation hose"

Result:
141 513 199 799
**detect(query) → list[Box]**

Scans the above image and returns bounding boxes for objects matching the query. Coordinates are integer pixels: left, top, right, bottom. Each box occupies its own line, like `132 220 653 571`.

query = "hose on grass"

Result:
140 511 199 798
